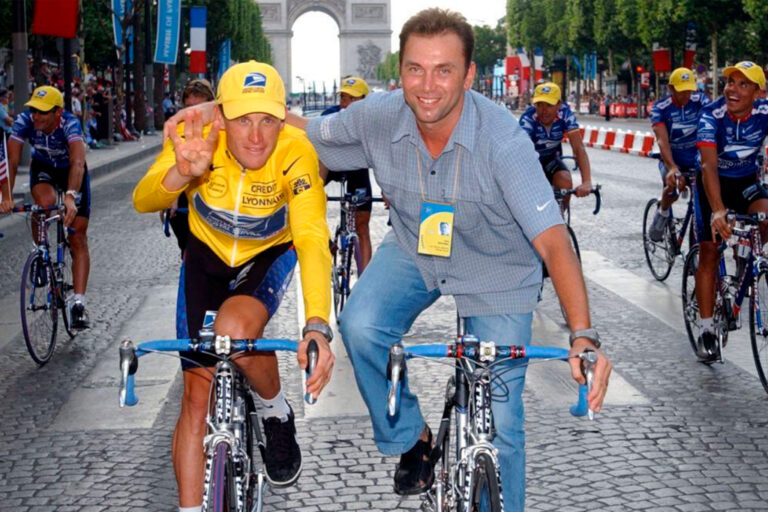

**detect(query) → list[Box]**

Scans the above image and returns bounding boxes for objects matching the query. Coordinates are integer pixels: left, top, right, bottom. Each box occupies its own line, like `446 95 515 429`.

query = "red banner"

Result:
31 0 79 39
652 45 672 73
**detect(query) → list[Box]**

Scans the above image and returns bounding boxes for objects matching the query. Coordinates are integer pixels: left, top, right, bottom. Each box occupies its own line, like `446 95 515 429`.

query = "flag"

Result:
652 43 672 73
189 7 207 74
533 47 544 82
0 135 8 185
684 23 697 69
112 0 134 63
217 39 231 80
154 0 181 65
517 47 531 81
31 0 79 39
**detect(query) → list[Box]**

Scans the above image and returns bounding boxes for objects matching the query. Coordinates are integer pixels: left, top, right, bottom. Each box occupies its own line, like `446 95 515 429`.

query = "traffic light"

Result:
636 66 644 73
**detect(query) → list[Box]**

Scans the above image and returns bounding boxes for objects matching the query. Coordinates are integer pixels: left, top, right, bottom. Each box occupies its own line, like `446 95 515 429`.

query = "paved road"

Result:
0 137 767 511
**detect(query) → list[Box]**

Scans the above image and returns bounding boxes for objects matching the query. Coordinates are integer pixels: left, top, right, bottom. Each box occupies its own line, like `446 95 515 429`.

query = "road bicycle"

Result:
327 175 383 320
681 211 768 393
119 311 320 512
385 332 596 512
642 156 698 281
552 185 601 263
6 196 76 365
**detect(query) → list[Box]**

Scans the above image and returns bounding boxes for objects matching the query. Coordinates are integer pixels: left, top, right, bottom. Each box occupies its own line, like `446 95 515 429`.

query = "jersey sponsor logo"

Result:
206 174 229 198
229 262 255 291
281 156 301 176
290 174 311 195
246 180 278 196
193 193 287 240
241 193 285 207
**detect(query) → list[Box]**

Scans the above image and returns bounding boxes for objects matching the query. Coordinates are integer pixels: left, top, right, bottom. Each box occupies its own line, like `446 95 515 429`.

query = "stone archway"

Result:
257 1 391 93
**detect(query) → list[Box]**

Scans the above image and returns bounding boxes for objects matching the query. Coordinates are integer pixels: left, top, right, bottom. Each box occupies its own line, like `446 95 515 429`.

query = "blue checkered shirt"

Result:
306 90 563 315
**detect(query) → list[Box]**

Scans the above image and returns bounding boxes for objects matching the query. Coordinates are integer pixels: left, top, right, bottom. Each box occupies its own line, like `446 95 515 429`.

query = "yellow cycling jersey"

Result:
133 123 331 322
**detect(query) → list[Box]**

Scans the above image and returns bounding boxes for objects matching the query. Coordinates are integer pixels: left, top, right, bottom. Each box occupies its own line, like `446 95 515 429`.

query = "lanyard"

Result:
415 145 463 204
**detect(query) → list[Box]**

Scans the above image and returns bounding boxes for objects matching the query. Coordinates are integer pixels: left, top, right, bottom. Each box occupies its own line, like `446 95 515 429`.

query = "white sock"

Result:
700 317 714 333
256 390 290 422
658 207 670 217
74 294 86 305
179 507 202 512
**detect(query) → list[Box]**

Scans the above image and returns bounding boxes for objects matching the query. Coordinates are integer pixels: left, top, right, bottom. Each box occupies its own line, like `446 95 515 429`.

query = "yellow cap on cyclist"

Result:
339 76 369 98
668 67 697 92
723 61 766 90
25 86 63 112
532 82 561 106
216 61 286 121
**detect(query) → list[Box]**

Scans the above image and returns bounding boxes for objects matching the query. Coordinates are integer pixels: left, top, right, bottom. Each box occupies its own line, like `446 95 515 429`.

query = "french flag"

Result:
517 47 531 81
189 7 206 74
533 47 544 82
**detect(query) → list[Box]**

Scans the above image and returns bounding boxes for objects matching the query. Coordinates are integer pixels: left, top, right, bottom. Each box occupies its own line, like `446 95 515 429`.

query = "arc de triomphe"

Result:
256 1 391 93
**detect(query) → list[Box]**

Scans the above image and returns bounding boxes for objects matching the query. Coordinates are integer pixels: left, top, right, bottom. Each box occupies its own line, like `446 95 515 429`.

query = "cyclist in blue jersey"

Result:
519 82 593 213
0 86 91 329
321 76 374 271
648 67 710 242
695 61 768 362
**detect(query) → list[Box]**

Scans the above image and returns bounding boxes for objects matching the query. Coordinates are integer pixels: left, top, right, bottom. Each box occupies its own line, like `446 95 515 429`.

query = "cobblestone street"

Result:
0 141 767 512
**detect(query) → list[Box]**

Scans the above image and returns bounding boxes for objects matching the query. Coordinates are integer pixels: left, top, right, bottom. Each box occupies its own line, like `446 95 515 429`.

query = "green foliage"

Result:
473 24 507 73
376 51 399 82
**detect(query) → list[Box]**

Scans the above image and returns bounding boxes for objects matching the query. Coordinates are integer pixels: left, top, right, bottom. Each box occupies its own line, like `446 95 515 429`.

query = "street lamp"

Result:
296 76 306 109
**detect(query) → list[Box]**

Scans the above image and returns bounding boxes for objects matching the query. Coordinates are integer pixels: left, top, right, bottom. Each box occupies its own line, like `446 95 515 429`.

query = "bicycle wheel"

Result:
643 198 674 281
749 268 768 394
566 224 580 262
59 243 75 338
469 453 503 512
681 245 701 356
20 253 58 365
203 442 238 512
332 235 344 321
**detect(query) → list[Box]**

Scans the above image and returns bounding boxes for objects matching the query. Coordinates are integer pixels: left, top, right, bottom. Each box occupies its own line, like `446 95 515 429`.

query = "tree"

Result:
376 51 399 82
473 24 507 75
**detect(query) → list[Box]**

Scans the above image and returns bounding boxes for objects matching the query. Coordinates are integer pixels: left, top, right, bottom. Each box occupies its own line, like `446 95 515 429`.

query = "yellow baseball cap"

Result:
25 86 63 112
723 61 766 90
532 82 561 106
339 76 369 98
216 61 286 120
668 67 697 92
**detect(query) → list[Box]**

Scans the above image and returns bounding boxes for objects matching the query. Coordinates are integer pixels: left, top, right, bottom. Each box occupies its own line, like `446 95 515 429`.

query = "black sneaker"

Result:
697 331 719 363
70 301 90 330
393 426 434 496
261 406 302 487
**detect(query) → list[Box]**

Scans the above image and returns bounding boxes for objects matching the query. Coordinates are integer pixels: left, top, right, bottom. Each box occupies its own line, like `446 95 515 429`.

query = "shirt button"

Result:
430 170 436 175
440 279 446 284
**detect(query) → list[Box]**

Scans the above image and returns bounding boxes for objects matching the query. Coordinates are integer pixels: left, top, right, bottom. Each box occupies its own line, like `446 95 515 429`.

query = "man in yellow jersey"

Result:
133 61 333 512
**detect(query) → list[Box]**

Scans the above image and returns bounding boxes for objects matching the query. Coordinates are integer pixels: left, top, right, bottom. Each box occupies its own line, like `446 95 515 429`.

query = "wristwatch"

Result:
569 328 601 349
65 189 78 199
302 323 333 342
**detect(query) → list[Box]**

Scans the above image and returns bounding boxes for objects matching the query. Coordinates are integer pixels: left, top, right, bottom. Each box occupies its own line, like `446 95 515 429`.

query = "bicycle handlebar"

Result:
119 337 315 408
162 207 189 237
554 184 602 215
385 341 594 419
326 195 384 202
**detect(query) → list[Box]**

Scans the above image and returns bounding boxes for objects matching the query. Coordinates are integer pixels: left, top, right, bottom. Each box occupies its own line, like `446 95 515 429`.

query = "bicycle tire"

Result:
203 442 238 512
20 253 58 365
59 243 75 338
566 224 581 262
643 198 674 281
749 268 768 394
332 234 343 322
338 241 355 315
681 245 701 356
468 452 503 512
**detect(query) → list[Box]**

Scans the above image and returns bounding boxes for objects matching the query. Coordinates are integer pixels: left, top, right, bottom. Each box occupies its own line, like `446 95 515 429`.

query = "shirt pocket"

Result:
454 197 512 231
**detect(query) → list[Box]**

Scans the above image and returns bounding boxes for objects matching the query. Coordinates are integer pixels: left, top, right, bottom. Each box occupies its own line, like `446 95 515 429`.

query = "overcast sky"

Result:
291 0 506 92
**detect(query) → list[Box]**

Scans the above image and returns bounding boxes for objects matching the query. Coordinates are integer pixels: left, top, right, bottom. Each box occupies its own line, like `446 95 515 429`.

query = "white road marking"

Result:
50 285 180 431
581 250 759 380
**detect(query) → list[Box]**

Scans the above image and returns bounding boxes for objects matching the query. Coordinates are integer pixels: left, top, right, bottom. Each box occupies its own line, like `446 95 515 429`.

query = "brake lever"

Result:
580 349 598 420
386 344 406 417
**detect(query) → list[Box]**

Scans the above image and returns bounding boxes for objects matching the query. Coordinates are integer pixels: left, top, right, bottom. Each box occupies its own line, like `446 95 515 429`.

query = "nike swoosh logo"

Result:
536 200 553 212
282 156 301 176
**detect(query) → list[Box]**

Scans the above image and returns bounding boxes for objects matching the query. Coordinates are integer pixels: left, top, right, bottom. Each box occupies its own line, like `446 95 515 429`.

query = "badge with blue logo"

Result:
682 73 690 81
418 201 454 258
541 86 550 93
346 79 356 85
741 61 753 68
243 72 267 88
36 90 47 97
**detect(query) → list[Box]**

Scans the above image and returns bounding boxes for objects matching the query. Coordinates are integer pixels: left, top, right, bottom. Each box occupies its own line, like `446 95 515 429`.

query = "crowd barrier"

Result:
572 125 658 157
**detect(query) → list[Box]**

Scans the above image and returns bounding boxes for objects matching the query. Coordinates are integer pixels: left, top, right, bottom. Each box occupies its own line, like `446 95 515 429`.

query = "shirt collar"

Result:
391 90 477 154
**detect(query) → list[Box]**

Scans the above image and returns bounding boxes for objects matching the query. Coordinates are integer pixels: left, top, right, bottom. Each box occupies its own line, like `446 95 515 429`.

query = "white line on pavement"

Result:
50 284 180 431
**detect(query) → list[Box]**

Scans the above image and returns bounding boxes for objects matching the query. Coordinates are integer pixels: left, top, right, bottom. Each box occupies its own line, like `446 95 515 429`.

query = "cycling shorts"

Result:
695 174 768 243
539 154 569 183
176 234 297 371
29 159 91 219
325 169 373 212
168 193 189 255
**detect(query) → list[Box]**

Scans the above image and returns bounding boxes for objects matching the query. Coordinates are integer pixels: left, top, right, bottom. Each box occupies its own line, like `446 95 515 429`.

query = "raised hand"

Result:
167 108 221 178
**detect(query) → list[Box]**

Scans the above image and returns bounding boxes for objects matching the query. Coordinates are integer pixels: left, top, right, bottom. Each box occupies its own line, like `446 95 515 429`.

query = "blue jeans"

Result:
339 236 531 512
